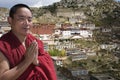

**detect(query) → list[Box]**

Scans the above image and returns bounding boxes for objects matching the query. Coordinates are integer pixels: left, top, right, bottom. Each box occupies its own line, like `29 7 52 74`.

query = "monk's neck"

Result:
15 34 26 48
17 35 26 43
12 31 26 43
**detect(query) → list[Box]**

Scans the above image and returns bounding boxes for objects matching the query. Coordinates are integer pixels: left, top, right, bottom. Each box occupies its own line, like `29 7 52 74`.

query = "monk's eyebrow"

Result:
18 15 24 17
17 15 33 19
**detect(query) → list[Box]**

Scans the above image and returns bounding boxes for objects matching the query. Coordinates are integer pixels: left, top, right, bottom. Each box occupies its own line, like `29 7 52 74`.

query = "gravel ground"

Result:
57 70 70 80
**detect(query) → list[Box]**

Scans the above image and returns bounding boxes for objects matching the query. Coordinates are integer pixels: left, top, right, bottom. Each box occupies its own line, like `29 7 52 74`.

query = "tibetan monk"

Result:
0 4 57 80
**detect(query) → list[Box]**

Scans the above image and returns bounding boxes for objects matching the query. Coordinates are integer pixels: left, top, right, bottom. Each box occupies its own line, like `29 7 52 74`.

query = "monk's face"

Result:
8 7 33 36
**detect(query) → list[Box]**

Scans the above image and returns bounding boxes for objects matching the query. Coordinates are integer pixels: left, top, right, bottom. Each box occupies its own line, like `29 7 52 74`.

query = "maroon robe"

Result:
0 31 57 80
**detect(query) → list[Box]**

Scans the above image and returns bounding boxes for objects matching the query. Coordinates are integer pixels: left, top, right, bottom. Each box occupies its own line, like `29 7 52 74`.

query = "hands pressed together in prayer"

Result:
25 40 39 65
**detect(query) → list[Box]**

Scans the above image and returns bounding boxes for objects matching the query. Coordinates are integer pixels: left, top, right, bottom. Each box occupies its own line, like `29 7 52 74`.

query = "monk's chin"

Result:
21 31 30 36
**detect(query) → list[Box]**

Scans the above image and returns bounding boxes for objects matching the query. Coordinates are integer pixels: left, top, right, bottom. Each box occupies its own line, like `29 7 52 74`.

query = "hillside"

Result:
0 0 119 26
31 0 120 26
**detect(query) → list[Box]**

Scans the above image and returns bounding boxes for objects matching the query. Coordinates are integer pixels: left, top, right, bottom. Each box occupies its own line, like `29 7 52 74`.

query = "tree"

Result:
47 3 57 16
60 49 66 57
48 49 61 56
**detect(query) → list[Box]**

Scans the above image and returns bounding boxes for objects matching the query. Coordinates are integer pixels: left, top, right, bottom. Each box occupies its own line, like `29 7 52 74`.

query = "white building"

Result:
100 43 117 50
71 52 87 61
60 28 93 38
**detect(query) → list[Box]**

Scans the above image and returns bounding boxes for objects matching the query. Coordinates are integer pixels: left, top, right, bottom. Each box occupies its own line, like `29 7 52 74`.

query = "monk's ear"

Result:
7 17 12 24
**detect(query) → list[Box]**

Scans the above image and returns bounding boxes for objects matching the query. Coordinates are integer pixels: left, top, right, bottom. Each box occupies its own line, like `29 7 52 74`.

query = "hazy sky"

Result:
0 0 119 9
0 0 61 8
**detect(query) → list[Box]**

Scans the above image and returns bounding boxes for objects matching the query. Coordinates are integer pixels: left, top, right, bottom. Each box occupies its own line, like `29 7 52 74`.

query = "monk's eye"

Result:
18 17 25 21
28 18 32 22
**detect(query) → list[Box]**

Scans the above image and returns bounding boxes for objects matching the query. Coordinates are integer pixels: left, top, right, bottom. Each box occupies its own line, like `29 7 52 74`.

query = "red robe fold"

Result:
0 31 57 80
